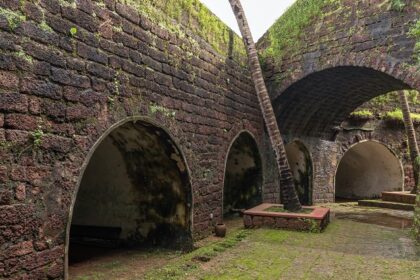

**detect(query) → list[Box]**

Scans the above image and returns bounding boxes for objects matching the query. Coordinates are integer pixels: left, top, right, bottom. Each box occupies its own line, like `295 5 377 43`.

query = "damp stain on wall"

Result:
224 133 263 215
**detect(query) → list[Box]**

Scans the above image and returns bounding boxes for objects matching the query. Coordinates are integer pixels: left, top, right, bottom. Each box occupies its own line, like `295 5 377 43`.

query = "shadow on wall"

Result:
335 141 403 200
285 141 313 205
224 132 263 216
69 120 192 263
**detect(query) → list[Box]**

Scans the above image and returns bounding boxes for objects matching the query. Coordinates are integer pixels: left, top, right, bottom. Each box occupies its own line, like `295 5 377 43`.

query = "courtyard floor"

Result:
70 202 419 280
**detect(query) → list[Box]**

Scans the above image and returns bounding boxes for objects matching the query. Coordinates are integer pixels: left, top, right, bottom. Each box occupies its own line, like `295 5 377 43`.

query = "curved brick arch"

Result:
272 64 415 137
63 114 194 278
272 53 419 100
284 139 314 205
222 130 264 217
334 139 404 199
259 0 419 138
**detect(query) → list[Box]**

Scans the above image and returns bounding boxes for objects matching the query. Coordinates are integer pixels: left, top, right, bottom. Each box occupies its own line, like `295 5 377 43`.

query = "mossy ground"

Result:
71 203 419 280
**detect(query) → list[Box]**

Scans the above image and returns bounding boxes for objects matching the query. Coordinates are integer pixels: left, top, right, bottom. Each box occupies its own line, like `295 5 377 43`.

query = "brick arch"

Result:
221 130 264 218
284 139 314 205
334 139 404 199
258 0 419 139
63 115 193 279
272 62 416 138
271 52 419 100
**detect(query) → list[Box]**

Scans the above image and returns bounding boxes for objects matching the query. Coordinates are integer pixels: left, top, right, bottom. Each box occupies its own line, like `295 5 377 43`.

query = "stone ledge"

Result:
358 200 415 211
381 191 416 205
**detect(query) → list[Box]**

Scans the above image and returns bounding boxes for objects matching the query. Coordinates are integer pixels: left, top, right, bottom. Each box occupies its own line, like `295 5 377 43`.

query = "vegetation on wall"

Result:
382 109 420 124
349 110 374 120
0 7 26 30
389 0 406 12
370 91 419 107
409 19 420 64
259 0 336 63
119 0 246 63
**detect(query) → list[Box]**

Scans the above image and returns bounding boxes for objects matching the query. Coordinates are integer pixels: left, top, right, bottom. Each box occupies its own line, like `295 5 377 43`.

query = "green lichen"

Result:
350 110 374 119
69 26 78 36
39 20 53 33
58 0 77 9
15 50 33 64
0 7 26 30
117 0 246 64
389 0 406 12
149 102 176 118
408 19 420 64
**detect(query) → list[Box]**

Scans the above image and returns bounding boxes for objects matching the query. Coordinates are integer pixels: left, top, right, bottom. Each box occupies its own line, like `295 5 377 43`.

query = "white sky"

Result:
199 0 297 40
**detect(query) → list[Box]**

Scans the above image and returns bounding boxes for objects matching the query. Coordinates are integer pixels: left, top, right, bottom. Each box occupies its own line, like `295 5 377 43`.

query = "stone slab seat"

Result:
381 191 416 205
243 203 330 232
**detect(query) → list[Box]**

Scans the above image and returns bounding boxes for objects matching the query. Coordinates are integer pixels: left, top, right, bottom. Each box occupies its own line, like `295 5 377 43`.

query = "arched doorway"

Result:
66 119 192 275
285 141 313 205
223 132 263 216
335 141 403 200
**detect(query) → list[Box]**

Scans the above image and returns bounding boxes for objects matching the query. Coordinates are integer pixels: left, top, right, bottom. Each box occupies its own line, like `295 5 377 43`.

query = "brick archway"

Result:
272 64 416 138
222 130 263 219
334 139 404 200
64 116 193 279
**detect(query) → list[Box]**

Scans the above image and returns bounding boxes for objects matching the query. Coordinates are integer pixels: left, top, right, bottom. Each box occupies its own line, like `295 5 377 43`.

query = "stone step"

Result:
381 191 416 204
358 199 414 211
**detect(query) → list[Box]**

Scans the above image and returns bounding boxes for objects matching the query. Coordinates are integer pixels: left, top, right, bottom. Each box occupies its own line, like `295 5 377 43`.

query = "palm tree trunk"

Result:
398 90 419 194
228 0 302 211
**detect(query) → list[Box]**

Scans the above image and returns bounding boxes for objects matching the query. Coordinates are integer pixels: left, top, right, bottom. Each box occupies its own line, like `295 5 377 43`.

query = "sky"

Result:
199 0 297 40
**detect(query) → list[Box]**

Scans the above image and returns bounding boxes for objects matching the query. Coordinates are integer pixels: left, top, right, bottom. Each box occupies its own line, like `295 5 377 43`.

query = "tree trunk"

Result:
228 0 302 211
398 90 419 194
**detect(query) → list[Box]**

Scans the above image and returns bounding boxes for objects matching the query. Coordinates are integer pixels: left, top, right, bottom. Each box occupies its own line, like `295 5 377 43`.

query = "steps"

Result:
358 191 416 211
381 191 416 204
358 200 414 211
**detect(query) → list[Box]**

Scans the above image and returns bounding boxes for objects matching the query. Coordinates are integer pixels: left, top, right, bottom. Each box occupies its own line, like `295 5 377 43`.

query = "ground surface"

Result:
69 203 419 280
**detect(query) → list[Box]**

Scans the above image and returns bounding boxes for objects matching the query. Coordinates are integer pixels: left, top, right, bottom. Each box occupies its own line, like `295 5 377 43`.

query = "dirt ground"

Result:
69 203 419 280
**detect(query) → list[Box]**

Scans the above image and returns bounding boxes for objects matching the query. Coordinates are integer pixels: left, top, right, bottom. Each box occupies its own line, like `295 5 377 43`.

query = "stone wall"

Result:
0 0 272 278
259 0 419 138
258 0 419 204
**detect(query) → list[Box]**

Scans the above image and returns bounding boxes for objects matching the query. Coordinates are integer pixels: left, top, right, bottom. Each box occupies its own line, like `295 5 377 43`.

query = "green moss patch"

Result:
409 19 420 64
0 7 26 30
259 0 335 63
264 206 313 214
382 109 420 124
118 0 246 64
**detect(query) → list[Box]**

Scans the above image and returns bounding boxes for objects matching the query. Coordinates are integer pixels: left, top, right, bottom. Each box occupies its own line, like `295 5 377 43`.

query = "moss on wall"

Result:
119 0 247 64
258 0 336 63
409 19 420 64
259 0 411 65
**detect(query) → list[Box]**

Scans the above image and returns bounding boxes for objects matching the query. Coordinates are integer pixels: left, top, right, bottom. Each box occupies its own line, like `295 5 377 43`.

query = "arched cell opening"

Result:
285 141 313 205
67 120 192 269
223 132 263 216
335 141 403 200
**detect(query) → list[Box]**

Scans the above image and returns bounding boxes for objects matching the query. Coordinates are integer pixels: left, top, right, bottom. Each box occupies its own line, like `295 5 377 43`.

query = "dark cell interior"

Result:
335 141 403 200
285 141 313 205
69 121 192 265
223 132 263 216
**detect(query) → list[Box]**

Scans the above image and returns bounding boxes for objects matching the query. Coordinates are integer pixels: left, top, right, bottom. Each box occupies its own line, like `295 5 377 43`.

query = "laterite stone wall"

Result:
0 0 277 278
258 0 419 204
